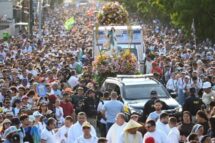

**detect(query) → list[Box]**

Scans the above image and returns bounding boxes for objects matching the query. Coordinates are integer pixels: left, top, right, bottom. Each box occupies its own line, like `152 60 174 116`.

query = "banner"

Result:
64 17 75 31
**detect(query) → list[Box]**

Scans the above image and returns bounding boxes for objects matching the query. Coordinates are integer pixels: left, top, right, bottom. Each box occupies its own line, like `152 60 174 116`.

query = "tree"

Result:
117 0 215 42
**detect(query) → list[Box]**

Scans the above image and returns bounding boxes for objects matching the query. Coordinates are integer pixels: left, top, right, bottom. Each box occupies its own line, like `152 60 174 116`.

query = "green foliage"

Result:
117 0 215 42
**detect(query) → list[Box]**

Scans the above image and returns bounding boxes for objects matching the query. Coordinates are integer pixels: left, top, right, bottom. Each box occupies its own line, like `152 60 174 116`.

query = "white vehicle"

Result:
93 26 145 69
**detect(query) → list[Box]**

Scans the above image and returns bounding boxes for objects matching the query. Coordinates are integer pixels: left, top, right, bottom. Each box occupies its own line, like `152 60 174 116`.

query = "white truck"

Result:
93 25 145 71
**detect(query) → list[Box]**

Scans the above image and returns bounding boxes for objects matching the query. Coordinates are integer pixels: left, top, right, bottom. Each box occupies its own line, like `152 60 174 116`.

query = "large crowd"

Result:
0 2 214 143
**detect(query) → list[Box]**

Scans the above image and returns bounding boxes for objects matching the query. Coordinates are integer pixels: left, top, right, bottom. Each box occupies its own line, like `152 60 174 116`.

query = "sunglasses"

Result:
83 127 90 130
145 125 152 128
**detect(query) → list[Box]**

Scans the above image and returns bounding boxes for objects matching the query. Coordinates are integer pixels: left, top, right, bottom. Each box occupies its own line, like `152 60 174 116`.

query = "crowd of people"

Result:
0 1 214 143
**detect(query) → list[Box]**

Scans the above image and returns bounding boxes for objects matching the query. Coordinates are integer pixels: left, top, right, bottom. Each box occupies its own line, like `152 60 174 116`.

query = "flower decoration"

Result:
97 2 129 25
93 50 137 85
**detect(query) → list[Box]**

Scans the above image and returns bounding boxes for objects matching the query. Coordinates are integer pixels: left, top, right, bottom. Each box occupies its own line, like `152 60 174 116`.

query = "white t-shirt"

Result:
67 122 96 143
156 120 170 135
118 131 143 143
74 135 97 143
67 76 79 88
167 127 180 143
106 122 127 143
56 125 70 143
143 130 169 143
41 128 58 143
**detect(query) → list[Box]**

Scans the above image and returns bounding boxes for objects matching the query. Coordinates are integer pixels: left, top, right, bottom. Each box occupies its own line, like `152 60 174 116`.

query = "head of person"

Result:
55 99 61 107
77 112 87 125
86 89 95 98
182 111 192 124
124 120 142 134
188 133 199 142
3 126 19 141
168 117 177 128
20 114 29 126
103 91 110 100
39 102 48 113
154 100 163 111
18 87 25 96
77 87 84 96
1 119 11 131
159 112 169 124
203 82 212 94
3 98 10 108
196 110 208 123
150 91 158 99
130 112 140 122
184 75 190 83
115 113 125 126
11 118 21 128
82 122 91 136
13 99 21 108
97 137 107 143
64 116 73 128
33 111 42 123
200 135 212 143
110 91 118 100
21 96 29 104
145 120 156 133
190 88 196 96
191 124 204 136
47 117 56 130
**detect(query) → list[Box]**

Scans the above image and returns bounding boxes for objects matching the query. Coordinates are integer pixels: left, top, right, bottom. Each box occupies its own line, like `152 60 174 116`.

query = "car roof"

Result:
107 77 158 86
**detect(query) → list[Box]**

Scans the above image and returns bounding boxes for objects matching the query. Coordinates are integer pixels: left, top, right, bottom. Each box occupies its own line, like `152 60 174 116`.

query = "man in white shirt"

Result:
202 82 215 106
67 112 96 143
106 113 127 143
41 118 58 143
118 120 143 143
166 73 177 92
67 70 79 88
168 117 180 143
143 120 169 143
156 112 170 135
56 116 73 143
74 122 98 143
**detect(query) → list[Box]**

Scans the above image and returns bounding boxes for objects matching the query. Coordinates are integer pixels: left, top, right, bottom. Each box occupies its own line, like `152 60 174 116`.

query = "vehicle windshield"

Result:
124 84 169 100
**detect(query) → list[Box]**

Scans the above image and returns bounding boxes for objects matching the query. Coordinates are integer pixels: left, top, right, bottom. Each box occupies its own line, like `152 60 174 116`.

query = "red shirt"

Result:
60 101 74 117
151 66 163 76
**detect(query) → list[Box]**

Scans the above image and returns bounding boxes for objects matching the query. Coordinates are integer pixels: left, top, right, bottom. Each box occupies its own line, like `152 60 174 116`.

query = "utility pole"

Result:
29 0 33 37
38 0 43 38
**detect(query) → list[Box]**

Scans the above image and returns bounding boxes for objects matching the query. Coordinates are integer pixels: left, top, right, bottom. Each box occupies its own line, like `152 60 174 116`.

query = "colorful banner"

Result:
64 17 75 31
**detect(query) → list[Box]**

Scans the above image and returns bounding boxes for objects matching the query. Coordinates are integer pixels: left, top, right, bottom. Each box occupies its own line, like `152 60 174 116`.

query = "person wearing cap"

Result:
41 118 57 143
11 117 24 143
0 119 11 137
3 126 20 143
202 82 215 106
106 113 127 143
143 91 168 121
82 89 98 127
67 112 96 143
190 124 204 141
183 88 204 116
118 120 143 143
74 121 97 143
71 86 85 114
2 98 12 113
143 120 168 143
33 111 44 132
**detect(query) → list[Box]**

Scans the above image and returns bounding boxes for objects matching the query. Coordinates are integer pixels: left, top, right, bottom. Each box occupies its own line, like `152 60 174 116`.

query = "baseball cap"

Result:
202 82 212 89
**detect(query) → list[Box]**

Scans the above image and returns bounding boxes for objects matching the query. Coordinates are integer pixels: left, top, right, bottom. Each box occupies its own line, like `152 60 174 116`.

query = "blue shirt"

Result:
103 100 123 123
